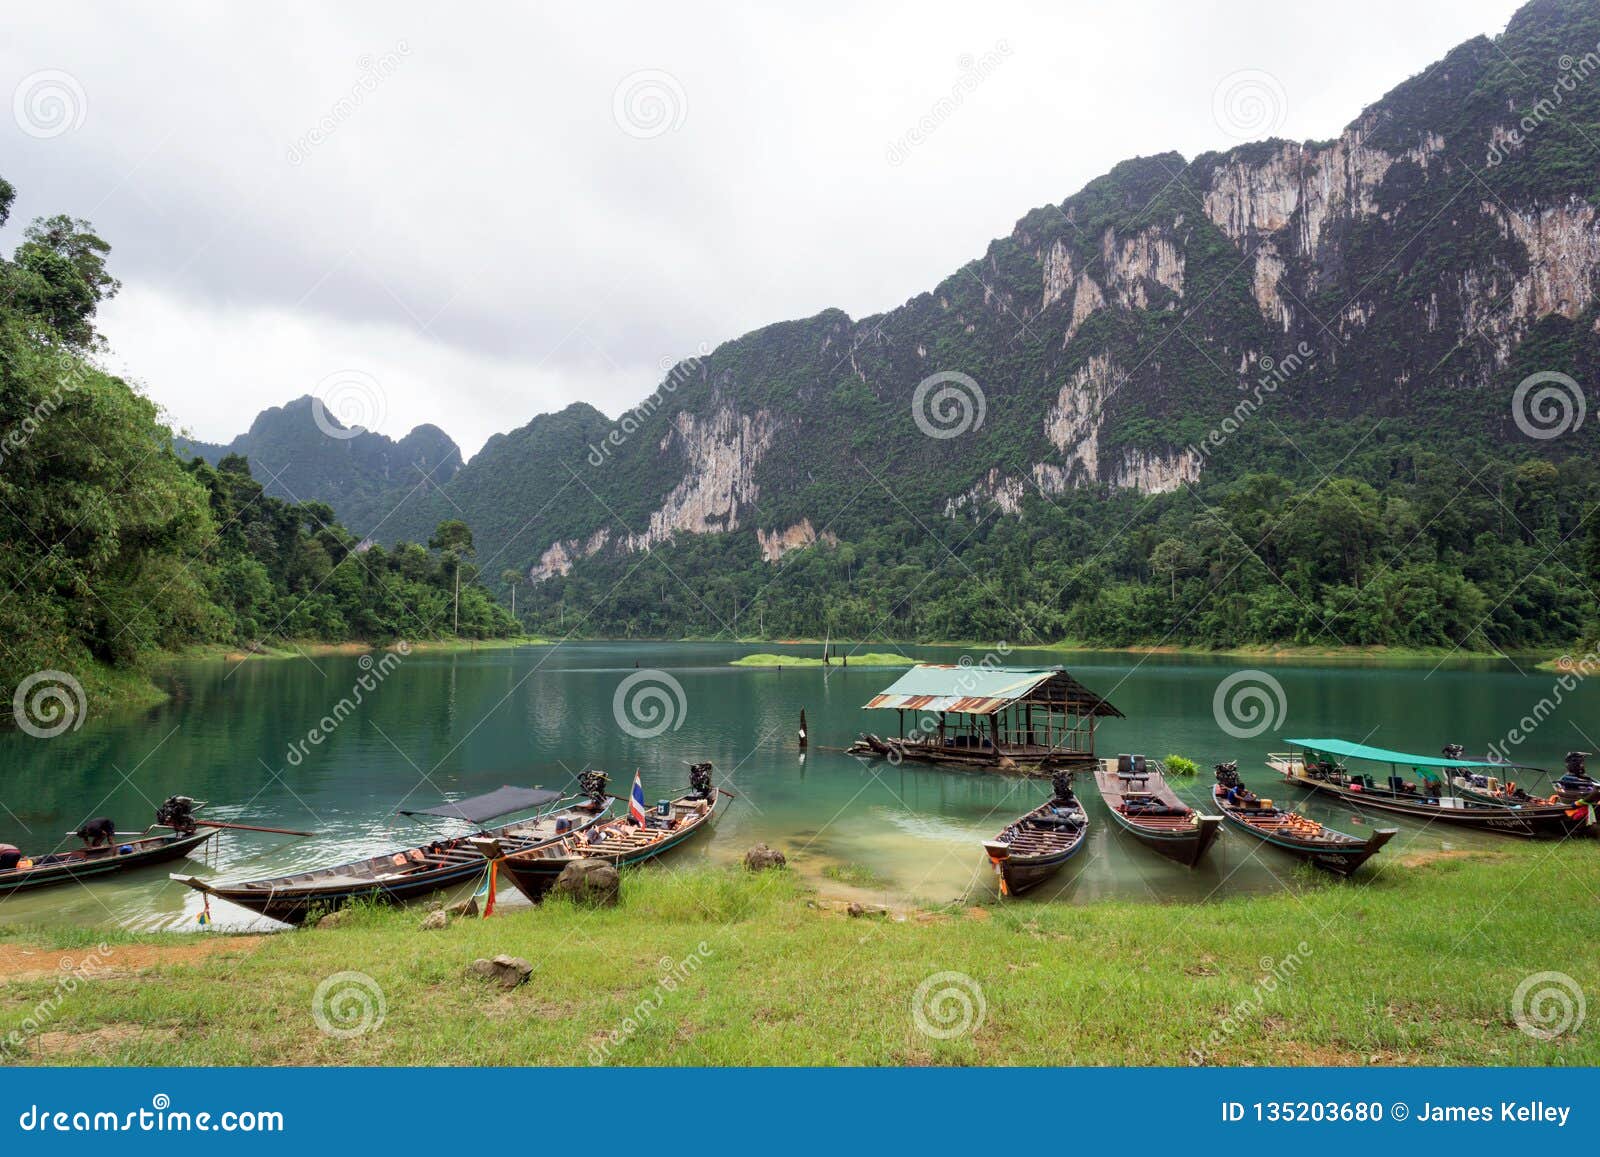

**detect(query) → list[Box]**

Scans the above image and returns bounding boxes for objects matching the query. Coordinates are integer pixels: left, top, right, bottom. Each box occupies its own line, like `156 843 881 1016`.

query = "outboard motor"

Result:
1049 770 1077 805
1441 743 1465 761
688 762 714 801
1214 761 1241 789
578 770 611 807
154 795 199 835
1557 752 1598 799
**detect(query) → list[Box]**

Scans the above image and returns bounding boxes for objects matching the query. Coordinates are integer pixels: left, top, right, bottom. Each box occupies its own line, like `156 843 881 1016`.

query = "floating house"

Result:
849 664 1122 772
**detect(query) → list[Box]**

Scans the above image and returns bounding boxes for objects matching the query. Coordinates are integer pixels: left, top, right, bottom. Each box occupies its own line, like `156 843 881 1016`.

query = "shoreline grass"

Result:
2 841 1592 1066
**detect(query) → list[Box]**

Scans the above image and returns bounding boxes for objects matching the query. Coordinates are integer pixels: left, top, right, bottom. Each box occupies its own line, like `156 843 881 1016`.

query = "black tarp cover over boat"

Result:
397 785 561 824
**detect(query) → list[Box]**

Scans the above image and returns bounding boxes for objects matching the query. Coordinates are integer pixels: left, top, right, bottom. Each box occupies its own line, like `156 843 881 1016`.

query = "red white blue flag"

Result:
629 771 648 825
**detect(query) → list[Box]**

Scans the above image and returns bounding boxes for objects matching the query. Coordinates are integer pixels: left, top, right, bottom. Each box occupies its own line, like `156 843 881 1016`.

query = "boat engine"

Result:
1049 770 1076 805
578 770 611 807
1441 743 1465 760
1214 761 1241 789
688 762 714 800
155 795 199 835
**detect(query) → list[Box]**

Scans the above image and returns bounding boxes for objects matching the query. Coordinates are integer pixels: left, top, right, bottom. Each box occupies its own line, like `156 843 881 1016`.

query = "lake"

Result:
0 641 1587 930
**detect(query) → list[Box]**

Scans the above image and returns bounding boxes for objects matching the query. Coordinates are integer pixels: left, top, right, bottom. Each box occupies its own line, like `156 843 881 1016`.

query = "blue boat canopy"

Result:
398 785 559 823
1285 738 1512 770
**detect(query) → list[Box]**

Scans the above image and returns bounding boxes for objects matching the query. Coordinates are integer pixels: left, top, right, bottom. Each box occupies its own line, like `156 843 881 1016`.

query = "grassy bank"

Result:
2 842 1593 1066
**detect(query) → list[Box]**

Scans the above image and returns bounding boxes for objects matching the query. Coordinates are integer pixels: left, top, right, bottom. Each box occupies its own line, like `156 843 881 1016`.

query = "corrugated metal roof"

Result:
862 664 1122 717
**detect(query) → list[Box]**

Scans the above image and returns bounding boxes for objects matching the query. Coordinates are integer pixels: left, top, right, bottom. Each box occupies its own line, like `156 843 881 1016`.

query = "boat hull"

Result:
494 794 721 902
176 801 611 924
1103 807 1223 867
1276 766 1590 838
0 829 216 895
1092 760 1222 867
984 836 1086 895
1213 786 1394 877
983 797 1090 896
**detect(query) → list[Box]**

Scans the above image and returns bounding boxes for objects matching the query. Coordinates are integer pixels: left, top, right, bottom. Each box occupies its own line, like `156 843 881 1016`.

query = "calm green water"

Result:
0 642 1586 930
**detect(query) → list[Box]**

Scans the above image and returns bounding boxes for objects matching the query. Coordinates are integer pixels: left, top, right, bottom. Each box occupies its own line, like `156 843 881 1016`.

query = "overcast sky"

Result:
3 1 1521 458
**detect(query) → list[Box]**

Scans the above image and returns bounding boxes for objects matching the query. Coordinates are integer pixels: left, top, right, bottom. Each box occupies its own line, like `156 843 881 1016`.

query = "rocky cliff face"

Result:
197 0 1600 597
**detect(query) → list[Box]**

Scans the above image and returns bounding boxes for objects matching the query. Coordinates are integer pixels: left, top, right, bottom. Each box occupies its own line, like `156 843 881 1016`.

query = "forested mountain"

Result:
0 179 516 705
177 396 462 542
107 0 1600 651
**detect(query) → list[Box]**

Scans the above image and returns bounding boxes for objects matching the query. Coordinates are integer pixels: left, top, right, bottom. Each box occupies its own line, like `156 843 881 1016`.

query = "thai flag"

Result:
629 771 648 825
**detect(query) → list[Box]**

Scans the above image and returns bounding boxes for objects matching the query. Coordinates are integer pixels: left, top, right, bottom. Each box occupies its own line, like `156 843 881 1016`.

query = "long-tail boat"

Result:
982 772 1090 895
1269 739 1594 838
1092 755 1221 867
174 780 614 924
1446 748 1600 813
1213 762 1394 876
0 795 218 895
482 764 724 902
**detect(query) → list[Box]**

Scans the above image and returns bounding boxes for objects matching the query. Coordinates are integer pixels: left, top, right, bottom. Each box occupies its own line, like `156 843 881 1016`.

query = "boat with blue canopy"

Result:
1268 739 1595 838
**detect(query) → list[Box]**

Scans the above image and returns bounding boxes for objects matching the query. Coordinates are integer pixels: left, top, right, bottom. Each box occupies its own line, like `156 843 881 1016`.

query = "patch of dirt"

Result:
1396 849 1507 869
32 1025 179 1058
0 937 261 982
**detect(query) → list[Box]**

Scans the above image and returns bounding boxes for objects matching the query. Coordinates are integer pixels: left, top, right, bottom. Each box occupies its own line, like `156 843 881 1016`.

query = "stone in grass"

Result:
314 909 353 930
420 909 449 931
445 894 479 918
743 843 786 872
552 858 620 906
467 955 533 989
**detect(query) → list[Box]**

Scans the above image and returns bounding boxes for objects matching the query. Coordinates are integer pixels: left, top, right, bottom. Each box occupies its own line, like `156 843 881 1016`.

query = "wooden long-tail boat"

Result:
0 795 221 895
174 782 614 924
1092 755 1221 867
0 828 216 895
982 772 1090 896
482 764 723 902
1269 739 1594 839
1213 763 1394 876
